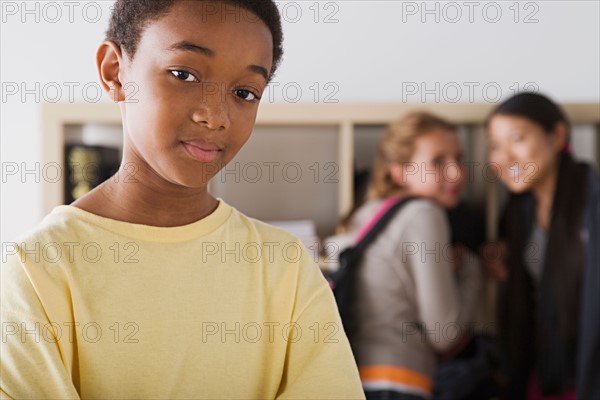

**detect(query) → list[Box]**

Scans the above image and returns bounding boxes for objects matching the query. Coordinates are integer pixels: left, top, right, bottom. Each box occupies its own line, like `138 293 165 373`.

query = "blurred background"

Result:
1 0 598 243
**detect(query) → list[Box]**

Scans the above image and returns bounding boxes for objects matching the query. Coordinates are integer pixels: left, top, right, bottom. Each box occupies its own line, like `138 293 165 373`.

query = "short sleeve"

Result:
1 248 80 399
275 245 365 400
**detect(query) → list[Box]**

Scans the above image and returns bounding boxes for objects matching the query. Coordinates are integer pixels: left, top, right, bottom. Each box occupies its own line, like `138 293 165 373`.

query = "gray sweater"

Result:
327 198 482 396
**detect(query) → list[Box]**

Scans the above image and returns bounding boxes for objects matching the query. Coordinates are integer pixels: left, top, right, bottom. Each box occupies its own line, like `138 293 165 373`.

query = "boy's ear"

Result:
96 40 126 103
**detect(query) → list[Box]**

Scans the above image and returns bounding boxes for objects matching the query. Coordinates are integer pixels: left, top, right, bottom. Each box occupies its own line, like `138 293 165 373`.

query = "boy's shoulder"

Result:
229 206 307 248
7 206 83 246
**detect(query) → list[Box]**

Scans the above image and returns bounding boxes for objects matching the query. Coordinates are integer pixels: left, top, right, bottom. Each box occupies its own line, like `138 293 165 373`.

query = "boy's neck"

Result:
71 177 219 228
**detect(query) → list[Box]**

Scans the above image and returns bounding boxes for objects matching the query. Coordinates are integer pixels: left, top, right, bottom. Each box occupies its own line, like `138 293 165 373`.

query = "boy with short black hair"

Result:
0 1 364 398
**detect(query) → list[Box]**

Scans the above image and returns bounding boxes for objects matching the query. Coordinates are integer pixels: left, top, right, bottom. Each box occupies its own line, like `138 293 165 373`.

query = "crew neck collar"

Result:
51 199 233 242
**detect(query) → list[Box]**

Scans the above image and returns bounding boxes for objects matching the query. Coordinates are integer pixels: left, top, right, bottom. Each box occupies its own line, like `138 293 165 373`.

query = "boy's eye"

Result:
171 70 198 82
235 89 260 102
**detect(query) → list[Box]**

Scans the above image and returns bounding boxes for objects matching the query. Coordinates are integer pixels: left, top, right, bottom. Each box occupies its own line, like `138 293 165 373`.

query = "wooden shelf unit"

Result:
43 101 600 239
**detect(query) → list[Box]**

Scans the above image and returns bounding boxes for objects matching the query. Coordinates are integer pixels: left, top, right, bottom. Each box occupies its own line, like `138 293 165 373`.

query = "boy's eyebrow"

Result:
167 40 215 57
167 40 270 82
248 65 269 82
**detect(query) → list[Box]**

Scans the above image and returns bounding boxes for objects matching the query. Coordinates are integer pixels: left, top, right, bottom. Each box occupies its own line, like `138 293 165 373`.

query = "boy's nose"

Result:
192 86 231 131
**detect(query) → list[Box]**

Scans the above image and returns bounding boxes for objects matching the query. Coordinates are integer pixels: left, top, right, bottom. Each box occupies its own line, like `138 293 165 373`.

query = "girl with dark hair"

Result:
486 92 600 400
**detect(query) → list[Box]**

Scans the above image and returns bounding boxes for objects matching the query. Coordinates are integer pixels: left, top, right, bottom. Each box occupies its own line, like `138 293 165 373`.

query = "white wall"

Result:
1 0 599 241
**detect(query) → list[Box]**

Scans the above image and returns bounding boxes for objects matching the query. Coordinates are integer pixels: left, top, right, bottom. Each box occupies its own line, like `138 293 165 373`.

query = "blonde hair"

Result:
337 112 456 233
366 111 457 200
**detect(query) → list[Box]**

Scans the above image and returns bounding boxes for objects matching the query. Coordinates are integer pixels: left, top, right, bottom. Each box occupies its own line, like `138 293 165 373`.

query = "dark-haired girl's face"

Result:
488 115 563 194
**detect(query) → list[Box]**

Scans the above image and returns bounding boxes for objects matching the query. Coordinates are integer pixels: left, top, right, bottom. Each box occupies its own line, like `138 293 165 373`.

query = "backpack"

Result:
325 197 415 341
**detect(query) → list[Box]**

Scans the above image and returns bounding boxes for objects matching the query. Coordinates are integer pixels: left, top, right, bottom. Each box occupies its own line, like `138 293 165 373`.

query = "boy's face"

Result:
114 1 273 189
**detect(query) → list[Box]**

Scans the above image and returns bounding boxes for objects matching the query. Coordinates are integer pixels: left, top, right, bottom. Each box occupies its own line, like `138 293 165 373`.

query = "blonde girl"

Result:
330 112 483 400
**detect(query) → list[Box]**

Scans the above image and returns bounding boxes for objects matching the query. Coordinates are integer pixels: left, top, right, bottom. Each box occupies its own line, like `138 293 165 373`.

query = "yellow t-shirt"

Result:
1 200 364 399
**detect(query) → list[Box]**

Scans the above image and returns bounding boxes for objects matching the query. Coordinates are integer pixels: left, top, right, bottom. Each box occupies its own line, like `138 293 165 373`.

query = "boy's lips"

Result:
181 140 223 163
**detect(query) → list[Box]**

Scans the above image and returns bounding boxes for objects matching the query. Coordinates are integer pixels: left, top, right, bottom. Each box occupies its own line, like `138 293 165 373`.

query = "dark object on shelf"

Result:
447 201 486 254
64 145 120 204
354 168 372 205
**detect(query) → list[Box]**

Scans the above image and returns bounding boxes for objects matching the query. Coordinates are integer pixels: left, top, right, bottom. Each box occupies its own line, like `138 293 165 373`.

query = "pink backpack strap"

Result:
354 197 404 244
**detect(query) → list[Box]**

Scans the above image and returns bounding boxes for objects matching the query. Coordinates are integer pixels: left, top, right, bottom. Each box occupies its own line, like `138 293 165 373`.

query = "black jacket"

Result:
577 164 600 400
498 159 600 400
